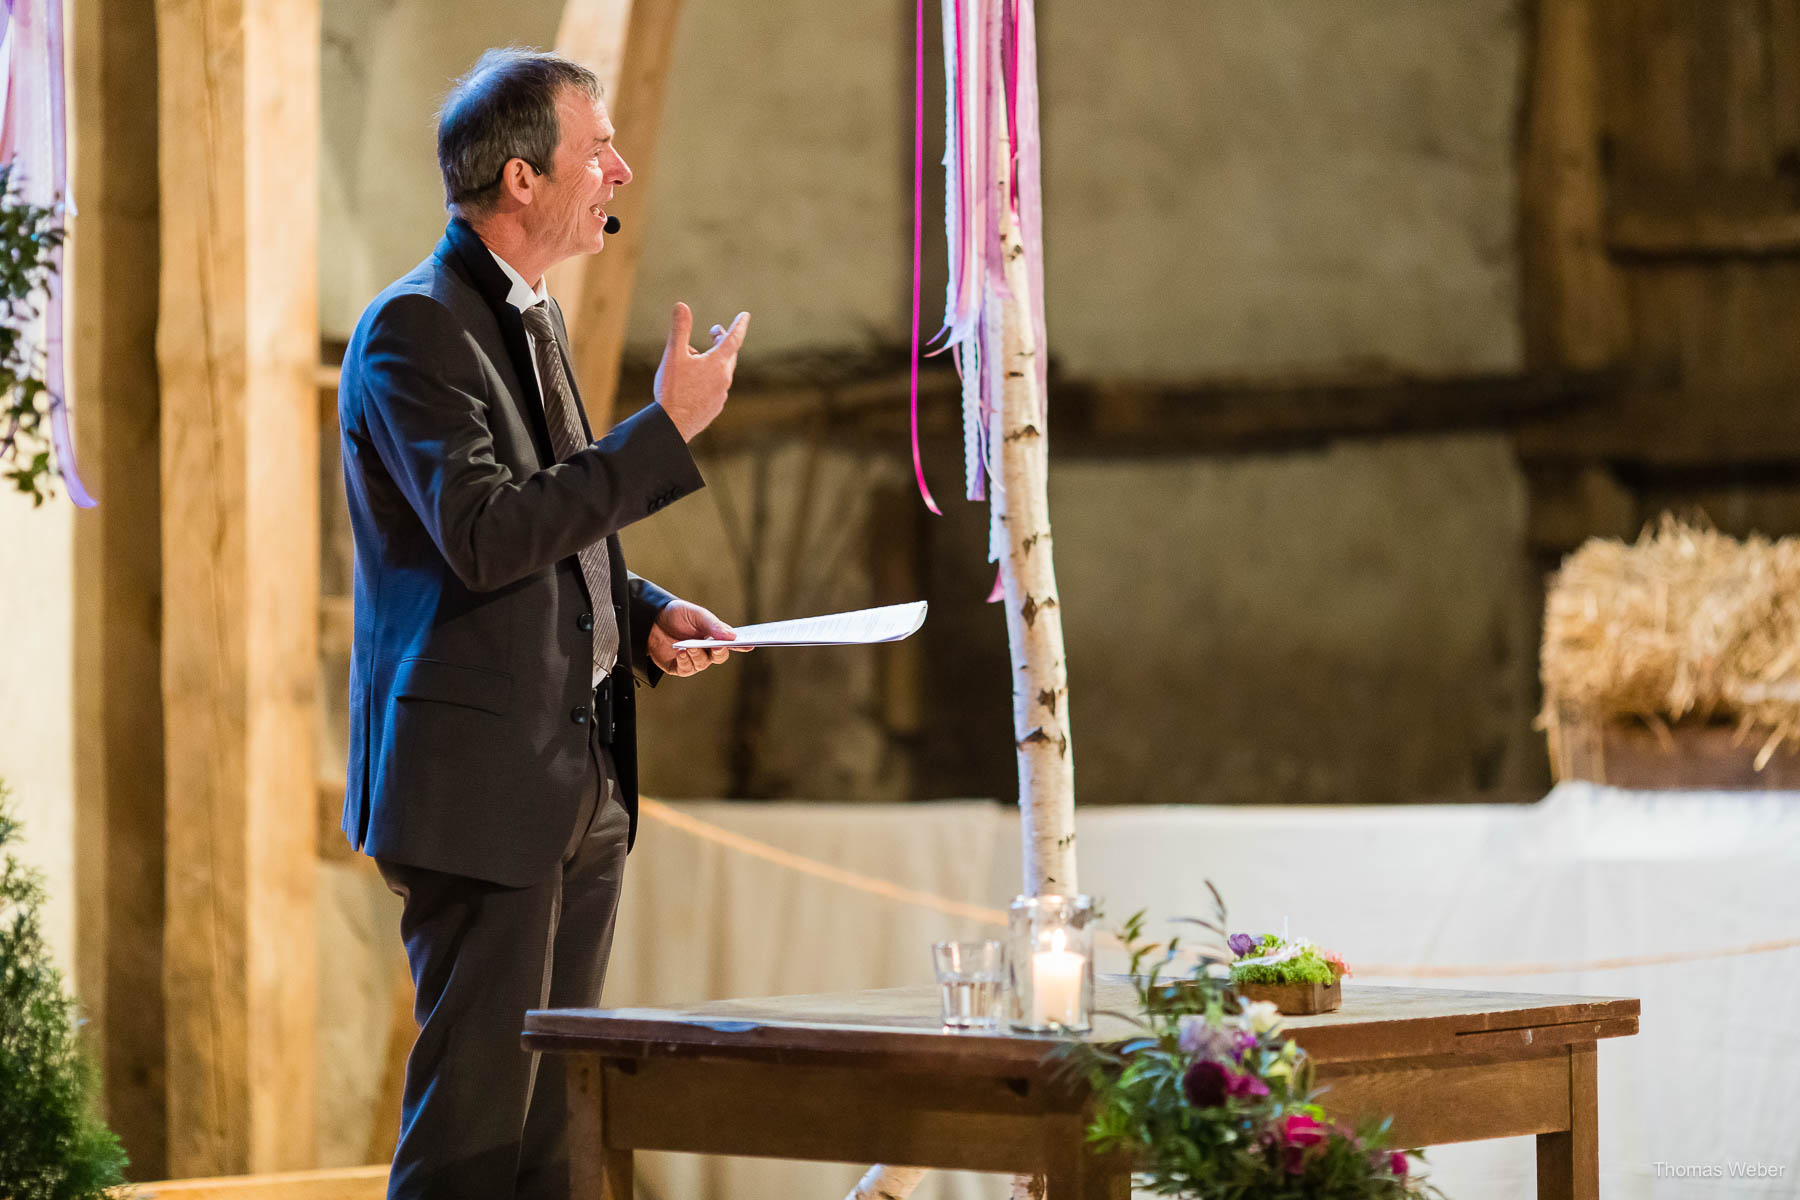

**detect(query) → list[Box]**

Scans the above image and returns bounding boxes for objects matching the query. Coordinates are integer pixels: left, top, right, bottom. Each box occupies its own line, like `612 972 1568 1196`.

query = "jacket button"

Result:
571 706 588 725
578 612 594 631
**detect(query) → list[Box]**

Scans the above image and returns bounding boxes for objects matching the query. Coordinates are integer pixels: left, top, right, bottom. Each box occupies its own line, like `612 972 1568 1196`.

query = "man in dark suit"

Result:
337 48 750 1200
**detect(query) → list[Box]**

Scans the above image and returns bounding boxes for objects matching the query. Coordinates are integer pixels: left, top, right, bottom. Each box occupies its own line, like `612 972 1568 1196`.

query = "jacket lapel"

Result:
439 222 626 613
437 218 557 465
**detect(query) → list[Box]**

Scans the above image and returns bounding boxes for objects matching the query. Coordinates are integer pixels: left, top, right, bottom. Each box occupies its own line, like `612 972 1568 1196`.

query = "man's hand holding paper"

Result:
672 601 928 650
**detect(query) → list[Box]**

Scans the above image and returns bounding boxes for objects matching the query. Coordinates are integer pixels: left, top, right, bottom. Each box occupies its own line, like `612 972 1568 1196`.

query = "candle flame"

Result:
1049 929 1066 954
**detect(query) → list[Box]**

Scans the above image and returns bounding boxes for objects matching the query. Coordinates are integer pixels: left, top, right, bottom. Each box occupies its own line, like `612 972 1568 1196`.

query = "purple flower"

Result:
1183 1059 1230 1108
1178 1015 1235 1058
1232 1030 1259 1061
1228 932 1258 958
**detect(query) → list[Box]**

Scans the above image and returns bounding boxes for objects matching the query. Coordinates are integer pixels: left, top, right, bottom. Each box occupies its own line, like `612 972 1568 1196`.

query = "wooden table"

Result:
523 982 1638 1200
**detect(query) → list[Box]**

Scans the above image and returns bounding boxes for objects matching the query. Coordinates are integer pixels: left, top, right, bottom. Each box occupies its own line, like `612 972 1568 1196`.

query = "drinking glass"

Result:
931 940 1006 1030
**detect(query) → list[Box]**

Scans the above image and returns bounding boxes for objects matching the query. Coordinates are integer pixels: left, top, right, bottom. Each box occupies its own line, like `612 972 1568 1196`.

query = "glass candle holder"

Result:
1007 893 1095 1033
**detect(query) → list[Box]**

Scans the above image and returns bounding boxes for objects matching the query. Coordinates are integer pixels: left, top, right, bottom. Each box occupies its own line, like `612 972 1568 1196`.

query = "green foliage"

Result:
1055 887 1438 1199
0 161 69 507
0 780 128 1199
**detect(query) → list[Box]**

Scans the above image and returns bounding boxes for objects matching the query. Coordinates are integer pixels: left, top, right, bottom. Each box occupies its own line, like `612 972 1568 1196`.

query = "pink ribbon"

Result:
908 0 940 513
3 0 92 506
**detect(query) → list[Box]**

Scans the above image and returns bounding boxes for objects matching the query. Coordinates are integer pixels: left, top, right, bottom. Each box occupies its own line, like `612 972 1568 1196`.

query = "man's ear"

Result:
498 157 536 207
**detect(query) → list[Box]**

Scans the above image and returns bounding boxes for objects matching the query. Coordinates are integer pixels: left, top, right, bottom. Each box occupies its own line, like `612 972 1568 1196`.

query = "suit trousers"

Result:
377 717 629 1200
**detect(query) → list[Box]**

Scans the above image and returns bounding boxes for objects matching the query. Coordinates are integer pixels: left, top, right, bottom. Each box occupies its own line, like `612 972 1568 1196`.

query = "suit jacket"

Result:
337 217 703 886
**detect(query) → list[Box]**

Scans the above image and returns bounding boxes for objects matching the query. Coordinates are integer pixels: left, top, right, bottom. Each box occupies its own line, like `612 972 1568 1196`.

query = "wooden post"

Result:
1520 0 1625 369
155 0 320 1175
69 0 168 1177
549 0 683 432
555 0 636 99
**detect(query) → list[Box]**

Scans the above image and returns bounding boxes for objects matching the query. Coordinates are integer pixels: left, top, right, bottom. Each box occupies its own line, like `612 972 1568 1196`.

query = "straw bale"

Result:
1541 515 1800 765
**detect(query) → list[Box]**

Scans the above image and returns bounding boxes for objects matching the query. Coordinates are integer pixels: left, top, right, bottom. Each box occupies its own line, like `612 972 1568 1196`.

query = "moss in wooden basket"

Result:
1228 934 1344 987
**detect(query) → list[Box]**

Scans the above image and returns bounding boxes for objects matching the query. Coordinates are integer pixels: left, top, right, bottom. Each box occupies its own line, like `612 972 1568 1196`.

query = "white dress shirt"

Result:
489 249 552 405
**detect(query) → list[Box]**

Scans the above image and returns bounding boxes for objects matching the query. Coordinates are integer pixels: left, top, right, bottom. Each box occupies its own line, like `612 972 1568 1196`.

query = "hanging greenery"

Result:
0 780 127 1199
0 162 69 506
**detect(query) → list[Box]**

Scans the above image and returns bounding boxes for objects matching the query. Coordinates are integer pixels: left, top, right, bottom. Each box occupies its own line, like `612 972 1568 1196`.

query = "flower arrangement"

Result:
1224 930 1350 1014
1061 894 1437 1198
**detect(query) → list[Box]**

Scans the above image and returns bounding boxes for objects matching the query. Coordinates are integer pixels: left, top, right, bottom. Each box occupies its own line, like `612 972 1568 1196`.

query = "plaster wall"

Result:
322 0 1522 379
1051 435 1537 805
0 492 77 981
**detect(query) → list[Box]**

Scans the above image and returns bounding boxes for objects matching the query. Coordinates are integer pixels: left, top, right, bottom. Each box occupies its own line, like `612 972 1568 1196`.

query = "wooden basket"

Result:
1547 704 1800 790
1233 975 1341 1015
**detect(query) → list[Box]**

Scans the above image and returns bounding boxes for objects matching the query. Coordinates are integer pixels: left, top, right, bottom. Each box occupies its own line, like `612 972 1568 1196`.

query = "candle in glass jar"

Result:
1030 930 1085 1028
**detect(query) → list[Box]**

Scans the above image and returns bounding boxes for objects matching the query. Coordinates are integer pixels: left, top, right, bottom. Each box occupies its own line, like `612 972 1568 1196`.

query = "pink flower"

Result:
1273 1113 1329 1175
1226 1069 1269 1100
1323 949 1352 979
1389 1151 1409 1178
1279 1112 1328 1148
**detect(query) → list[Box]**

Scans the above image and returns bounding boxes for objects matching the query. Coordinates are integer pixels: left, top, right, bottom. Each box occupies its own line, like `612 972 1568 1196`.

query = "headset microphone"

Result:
603 214 621 234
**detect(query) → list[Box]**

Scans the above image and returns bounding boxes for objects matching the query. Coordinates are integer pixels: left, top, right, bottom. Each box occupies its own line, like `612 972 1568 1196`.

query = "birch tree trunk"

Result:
993 176 1076 900
993 116 1073 1200
848 1164 929 1200
848 105 1075 1200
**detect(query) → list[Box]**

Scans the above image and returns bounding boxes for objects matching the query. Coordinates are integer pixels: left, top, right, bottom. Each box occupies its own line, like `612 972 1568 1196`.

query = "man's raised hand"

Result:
654 302 750 442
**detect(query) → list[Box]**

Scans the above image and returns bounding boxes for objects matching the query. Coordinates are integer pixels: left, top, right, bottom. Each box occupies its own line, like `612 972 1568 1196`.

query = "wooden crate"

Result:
1548 707 1800 790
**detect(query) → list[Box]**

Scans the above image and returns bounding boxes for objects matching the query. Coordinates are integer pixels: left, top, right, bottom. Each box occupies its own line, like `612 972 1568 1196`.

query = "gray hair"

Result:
437 48 602 215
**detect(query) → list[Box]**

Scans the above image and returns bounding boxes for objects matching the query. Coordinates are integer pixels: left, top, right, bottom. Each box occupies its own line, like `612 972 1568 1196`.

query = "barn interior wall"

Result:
306 4 1536 1158
320 0 1536 811
0 494 76 975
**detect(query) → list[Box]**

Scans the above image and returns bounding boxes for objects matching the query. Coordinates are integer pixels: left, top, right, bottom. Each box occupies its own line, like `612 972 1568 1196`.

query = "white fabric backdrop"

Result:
603 785 1800 1200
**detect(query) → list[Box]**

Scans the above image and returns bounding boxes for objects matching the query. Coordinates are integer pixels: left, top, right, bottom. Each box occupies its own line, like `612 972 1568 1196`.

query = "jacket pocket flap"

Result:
394 657 512 715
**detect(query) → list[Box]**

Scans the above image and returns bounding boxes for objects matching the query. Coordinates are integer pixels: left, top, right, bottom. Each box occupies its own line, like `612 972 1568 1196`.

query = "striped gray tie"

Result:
520 302 618 678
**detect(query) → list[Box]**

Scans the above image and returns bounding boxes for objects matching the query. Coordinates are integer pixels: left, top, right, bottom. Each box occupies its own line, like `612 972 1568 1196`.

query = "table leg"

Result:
569 1055 634 1200
1043 1130 1129 1200
1535 1042 1598 1200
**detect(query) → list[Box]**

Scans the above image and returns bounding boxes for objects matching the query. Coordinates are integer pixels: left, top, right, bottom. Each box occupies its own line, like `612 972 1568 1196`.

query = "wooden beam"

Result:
68 0 167 1177
156 0 320 1176
1608 203 1800 258
674 363 1612 456
549 0 684 431
1519 0 1626 369
554 0 635 99
135 1166 387 1200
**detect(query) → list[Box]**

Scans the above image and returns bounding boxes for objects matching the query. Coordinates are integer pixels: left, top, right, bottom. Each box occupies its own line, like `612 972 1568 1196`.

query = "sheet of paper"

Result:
673 601 928 650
